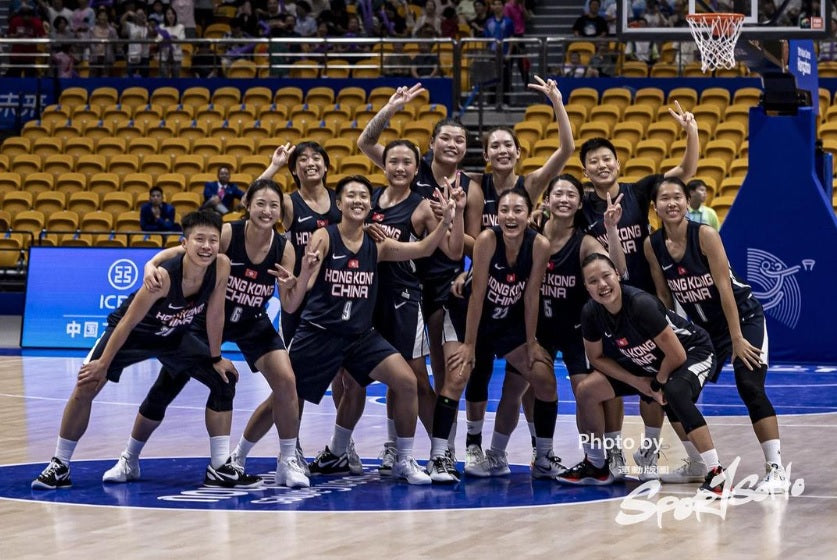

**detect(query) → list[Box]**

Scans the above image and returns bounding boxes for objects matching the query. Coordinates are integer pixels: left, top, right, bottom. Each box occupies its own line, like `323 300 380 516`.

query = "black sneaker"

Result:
32 457 72 490
443 449 462 479
308 446 351 475
555 458 615 486
204 458 261 488
699 466 726 497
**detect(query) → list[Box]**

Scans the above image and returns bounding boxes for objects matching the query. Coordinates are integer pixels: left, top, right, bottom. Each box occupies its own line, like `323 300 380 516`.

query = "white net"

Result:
686 13 745 73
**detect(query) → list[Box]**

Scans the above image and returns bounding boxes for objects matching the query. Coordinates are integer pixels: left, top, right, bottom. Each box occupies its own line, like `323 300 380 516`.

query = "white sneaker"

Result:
378 442 397 476
347 439 363 475
295 445 310 477
480 449 511 477
660 458 707 483
532 451 566 479
230 451 246 469
756 462 790 494
633 447 660 481
393 456 431 485
102 453 140 483
607 449 627 481
276 456 310 489
427 455 459 483
464 444 486 477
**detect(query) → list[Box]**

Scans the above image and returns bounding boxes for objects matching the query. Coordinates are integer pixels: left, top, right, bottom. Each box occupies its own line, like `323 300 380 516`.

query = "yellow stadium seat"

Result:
60 233 94 247
133 104 165 125
23 173 55 196
34 191 66 217
692 104 723 135
729 158 748 178
159 137 192 158
696 157 729 188
11 154 41 176
1 136 31 157
191 137 224 158
46 210 79 233
243 87 273 108
151 85 181 106
67 191 100 215
58 87 89 109
339 155 373 175
114 211 142 232
532 138 560 159
32 137 63 158
3 190 34 214
714 121 747 148
650 63 678 78
212 86 242 110
80 210 114 233
567 87 598 114
519 156 548 176
43 154 75 178
120 87 149 112
512 121 543 148
718 177 743 198
170 192 202 217
732 87 762 107
141 154 174 178
88 173 121 197
64 137 94 158
0 172 22 196
645 121 680 148
95 138 127 157
206 155 237 175
108 154 140 176
127 137 159 158
634 139 668 167
699 87 732 113
156 173 186 200
589 104 621 135
578 121 610 143
620 61 649 77
624 157 658 177
182 87 212 109
524 104 555 129
600 88 632 115
89 87 119 111
634 87 665 112
179 122 210 143
122 173 154 200
566 41 596 64
704 139 737 164
12 210 46 237
101 191 135 219
336 87 368 111
130 234 164 248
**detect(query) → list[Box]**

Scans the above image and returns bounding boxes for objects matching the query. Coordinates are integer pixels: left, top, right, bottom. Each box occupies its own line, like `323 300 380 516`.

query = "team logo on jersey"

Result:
677 266 688 276
348 259 360 269
371 212 385 222
616 337 629 348
746 248 812 329
245 268 258 279
547 261 555 271
506 273 516 283
316 219 328 228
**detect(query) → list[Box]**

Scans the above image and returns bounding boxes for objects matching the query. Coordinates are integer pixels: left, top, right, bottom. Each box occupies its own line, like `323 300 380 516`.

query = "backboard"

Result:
617 0 832 40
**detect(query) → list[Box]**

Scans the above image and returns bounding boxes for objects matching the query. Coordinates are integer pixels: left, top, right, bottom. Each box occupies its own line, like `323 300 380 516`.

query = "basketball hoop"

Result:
686 13 745 73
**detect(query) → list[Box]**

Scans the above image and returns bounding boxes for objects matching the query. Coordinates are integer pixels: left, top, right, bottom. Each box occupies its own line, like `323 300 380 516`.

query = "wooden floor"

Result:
1 352 836 559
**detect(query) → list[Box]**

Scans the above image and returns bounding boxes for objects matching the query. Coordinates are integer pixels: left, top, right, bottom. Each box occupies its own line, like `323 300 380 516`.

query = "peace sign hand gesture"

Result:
270 263 297 292
603 191 623 229
387 83 426 111
668 100 698 134
301 237 324 276
270 142 296 169
527 74 562 105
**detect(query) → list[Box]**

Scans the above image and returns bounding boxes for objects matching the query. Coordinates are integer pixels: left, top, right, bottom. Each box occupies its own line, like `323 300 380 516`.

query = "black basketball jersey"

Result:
108 254 216 339
287 189 341 275
583 177 658 293
581 285 711 377
223 220 287 324
412 155 470 281
301 225 378 335
539 228 588 332
480 226 535 329
480 173 526 229
369 187 423 290
649 221 760 338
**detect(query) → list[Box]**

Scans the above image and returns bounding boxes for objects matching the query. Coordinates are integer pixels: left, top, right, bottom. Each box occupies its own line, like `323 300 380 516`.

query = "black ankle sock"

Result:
533 399 558 439
431 396 459 440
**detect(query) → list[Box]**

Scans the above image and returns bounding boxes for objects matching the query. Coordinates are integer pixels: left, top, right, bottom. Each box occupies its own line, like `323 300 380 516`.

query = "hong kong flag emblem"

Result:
316 219 328 228
678 266 688 276
506 273 516 283
616 338 629 347
372 212 385 222
348 259 359 269
244 268 258 279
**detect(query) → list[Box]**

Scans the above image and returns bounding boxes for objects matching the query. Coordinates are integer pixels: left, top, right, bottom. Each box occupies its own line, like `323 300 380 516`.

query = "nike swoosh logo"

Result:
574 324 581 329
169 305 185 310
298 216 314 223
416 181 433 188
332 255 347 260
394 302 406 309
603 331 612 337
484 200 495 204
229 262 245 266
662 264 674 271
493 263 504 270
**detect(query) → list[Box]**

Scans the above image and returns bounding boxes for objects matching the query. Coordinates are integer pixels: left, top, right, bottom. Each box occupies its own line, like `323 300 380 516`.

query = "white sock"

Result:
761 439 782 466
527 421 536 438
535 437 552 459
279 438 297 461
430 437 448 458
386 418 397 444
233 436 257 461
395 436 414 462
584 442 606 468
605 430 622 451
124 437 146 461
447 420 458 454
683 440 704 462
490 431 510 453
210 435 230 469
55 437 77 464
642 426 662 452
466 418 484 435
700 448 720 470
329 424 352 456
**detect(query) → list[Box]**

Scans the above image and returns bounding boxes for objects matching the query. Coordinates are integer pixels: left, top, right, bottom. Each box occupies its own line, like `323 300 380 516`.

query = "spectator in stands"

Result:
441 6 459 38
341 13 371 56
7 5 46 77
411 29 441 77
504 0 530 88
642 0 670 27
170 0 197 39
140 187 181 233
413 0 442 36
295 1 318 37
308 0 330 19
484 0 515 105
191 42 220 77
202 167 244 215
50 14 75 43
220 17 254 73
384 40 412 76
121 7 152 78
194 0 215 29
458 0 478 24
87 8 117 77
37 0 72 28
260 0 290 33
562 50 598 77
70 0 95 34
148 0 166 25
468 0 489 35
572 0 608 37
588 41 618 76
51 42 78 77
379 1 410 38
234 0 261 36
625 18 659 64
158 6 186 78
819 18 837 61
685 179 720 230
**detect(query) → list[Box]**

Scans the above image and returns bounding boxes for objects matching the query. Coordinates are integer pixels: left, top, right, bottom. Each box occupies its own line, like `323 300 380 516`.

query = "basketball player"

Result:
429 189 558 482
645 177 789 493
102 180 312 489
558 253 726 497
290 175 456 485
578 101 700 478
32 211 236 490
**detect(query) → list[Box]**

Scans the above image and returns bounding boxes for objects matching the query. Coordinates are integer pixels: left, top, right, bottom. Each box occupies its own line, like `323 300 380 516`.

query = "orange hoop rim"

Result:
685 12 745 22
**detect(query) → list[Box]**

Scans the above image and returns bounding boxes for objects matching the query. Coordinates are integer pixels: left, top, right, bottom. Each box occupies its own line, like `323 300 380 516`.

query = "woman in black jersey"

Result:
558 253 727 497
645 177 788 494
101 180 312 489
425 189 557 483
291 175 456 485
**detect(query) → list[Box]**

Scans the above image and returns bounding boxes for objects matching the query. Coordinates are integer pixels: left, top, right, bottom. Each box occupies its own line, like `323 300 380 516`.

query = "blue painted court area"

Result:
360 360 837 417
0 458 629 511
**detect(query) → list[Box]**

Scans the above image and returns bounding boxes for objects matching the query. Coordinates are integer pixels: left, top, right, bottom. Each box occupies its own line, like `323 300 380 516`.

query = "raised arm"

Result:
524 76 575 201
663 100 699 181
357 83 427 170
257 143 296 230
